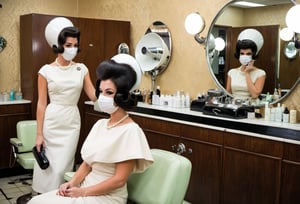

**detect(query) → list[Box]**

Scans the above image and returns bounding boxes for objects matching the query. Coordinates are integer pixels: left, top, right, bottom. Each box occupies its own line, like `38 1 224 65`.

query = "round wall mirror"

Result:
206 0 300 106
135 21 172 92
139 21 172 76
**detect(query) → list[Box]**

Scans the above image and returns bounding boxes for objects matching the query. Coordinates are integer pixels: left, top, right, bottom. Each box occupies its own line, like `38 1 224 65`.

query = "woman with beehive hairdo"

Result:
28 54 153 204
95 58 139 111
226 28 266 100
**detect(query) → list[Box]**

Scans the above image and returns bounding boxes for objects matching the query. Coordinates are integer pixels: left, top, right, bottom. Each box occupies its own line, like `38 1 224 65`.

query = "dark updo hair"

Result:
234 39 258 59
53 26 81 54
95 59 138 111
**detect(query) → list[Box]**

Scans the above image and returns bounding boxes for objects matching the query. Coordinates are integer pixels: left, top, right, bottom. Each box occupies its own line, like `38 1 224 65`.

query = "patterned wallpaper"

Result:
0 0 299 115
0 0 77 93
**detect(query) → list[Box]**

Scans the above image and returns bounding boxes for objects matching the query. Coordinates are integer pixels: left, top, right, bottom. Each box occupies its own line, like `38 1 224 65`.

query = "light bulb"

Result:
286 4 300 33
185 12 205 35
214 37 225 51
280 27 294 41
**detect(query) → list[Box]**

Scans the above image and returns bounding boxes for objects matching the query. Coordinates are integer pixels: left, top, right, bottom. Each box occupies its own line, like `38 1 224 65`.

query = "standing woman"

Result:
32 17 97 194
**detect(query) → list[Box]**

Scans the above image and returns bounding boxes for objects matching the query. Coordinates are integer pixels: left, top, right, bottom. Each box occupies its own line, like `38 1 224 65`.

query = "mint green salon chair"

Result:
64 149 192 204
127 149 192 204
10 120 37 175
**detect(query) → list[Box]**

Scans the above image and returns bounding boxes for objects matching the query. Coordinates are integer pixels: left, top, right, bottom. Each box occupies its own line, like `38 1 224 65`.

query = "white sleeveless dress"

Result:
28 119 154 204
32 63 88 193
228 67 266 99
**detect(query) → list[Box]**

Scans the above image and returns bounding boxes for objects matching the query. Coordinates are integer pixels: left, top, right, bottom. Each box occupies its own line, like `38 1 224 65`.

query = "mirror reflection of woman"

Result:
226 29 266 100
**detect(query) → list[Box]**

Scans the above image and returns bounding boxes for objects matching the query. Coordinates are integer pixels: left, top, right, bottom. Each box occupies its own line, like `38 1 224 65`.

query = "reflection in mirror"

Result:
207 0 300 106
284 41 298 59
226 28 266 101
117 43 129 54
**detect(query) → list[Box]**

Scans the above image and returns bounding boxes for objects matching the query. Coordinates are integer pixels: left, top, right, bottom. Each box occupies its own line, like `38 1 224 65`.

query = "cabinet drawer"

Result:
224 132 283 157
283 143 300 163
181 124 223 144
0 104 31 115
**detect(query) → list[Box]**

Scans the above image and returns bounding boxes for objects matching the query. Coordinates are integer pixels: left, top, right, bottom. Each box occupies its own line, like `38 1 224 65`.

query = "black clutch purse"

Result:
32 146 50 170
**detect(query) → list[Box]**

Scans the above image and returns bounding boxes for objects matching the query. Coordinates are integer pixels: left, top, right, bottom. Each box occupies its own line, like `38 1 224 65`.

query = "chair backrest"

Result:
127 149 192 204
16 120 37 153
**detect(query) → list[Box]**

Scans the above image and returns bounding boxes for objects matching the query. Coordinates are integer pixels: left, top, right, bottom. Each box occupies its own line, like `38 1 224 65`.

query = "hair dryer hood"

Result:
45 17 74 48
135 32 170 74
238 28 264 55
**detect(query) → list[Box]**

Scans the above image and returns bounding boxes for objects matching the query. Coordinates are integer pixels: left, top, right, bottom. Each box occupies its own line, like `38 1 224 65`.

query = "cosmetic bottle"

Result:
277 83 282 98
15 88 23 100
264 103 270 121
272 88 279 101
275 103 282 122
152 94 160 105
290 106 297 124
282 107 289 123
9 89 15 101
2 92 9 101
156 86 161 97
270 106 275 121
185 93 190 108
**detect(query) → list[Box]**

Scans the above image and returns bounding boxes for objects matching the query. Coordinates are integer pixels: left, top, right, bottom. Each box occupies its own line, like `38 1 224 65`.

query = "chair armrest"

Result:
10 138 23 147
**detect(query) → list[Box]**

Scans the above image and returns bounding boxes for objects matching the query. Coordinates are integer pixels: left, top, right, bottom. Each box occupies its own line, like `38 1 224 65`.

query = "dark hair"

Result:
53 26 81 54
234 39 258 59
95 60 137 110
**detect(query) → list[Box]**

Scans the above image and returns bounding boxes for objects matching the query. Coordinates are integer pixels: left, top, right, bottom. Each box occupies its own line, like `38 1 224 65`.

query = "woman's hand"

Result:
243 60 256 73
57 182 73 196
59 186 86 198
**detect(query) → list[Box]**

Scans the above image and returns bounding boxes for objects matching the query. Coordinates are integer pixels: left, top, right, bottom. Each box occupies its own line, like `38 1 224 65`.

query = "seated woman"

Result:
226 29 266 100
28 54 154 204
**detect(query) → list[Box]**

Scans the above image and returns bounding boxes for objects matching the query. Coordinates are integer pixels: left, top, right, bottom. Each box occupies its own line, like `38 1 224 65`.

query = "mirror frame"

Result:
144 21 172 76
206 0 299 106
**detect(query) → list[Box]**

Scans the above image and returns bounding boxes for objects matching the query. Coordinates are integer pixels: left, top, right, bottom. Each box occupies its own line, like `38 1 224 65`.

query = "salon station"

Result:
1 0 300 203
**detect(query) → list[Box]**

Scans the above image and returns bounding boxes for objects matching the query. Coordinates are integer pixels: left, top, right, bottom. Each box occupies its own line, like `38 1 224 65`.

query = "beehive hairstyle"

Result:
234 39 258 59
95 59 138 110
53 26 81 54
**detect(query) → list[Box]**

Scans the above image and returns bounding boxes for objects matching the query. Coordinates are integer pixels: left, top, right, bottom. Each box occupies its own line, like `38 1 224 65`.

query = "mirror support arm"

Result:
150 70 159 93
194 34 206 44
290 0 298 5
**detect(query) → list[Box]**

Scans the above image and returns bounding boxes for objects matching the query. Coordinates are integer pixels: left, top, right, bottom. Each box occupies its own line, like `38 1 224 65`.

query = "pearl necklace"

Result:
55 58 72 69
107 114 129 129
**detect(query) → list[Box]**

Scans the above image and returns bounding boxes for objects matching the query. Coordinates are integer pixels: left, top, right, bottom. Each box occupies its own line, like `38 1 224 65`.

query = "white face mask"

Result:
239 55 252 66
62 47 78 61
97 94 119 114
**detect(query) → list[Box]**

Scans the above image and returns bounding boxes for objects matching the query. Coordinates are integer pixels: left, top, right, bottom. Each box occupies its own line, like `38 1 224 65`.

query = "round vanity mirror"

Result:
136 21 171 75
206 0 300 106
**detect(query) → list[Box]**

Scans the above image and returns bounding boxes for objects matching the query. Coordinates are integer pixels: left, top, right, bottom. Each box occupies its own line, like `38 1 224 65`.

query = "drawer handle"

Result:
177 143 186 155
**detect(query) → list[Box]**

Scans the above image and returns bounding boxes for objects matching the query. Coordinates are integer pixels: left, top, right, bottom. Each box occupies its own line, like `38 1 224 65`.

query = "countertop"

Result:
86 101 300 144
0 99 31 105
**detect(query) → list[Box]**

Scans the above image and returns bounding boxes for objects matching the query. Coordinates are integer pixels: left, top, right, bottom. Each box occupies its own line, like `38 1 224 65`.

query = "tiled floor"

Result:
0 174 32 204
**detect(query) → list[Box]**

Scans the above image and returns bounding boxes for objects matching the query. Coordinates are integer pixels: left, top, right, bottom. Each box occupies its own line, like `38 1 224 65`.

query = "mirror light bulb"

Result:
214 37 225 51
286 4 300 33
280 27 294 41
185 12 205 35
